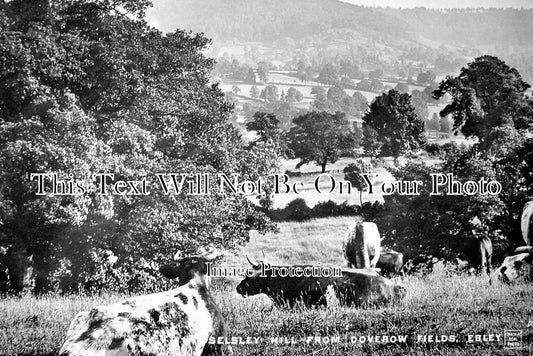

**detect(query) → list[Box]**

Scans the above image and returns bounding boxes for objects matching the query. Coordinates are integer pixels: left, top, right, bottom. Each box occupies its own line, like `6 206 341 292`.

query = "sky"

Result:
339 0 533 8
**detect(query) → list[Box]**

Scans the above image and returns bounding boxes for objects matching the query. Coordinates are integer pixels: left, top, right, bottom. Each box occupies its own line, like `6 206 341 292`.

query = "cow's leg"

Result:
370 253 380 269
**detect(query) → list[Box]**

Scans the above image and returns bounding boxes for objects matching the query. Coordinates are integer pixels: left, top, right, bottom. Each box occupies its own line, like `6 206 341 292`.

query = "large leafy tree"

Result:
434 55 533 148
362 89 426 159
0 0 276 293
287 111 358 173
245 112 282 145
373 58 533 261
375 132 533 261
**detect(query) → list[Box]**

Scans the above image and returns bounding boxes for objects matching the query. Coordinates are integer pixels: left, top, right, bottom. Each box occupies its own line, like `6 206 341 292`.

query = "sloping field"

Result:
2 217 532 355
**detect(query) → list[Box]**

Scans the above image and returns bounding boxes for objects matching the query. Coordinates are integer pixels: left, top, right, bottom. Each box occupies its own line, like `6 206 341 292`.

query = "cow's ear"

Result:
159 264 180 279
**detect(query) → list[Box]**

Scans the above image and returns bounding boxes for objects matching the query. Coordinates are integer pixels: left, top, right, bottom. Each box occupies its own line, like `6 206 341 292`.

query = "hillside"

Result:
148 0 533 49
149 0 413 42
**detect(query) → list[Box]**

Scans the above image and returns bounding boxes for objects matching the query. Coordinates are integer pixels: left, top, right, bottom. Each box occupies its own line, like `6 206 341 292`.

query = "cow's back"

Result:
376 251 404 276
59 287 214 356
335 268 405 306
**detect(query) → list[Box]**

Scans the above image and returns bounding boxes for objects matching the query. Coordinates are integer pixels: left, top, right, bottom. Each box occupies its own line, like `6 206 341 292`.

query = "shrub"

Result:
424 142 442 156
268 199 359 222
312 200 340 218
283 198 313 221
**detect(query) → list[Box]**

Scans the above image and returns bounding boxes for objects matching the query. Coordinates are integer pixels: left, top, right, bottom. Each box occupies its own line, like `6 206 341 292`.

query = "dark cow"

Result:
236 255 405 308
236 255 335 307
376 250 404 277
343 222 381 268
59 249 231 356
521 201 533 246
491 246 533 283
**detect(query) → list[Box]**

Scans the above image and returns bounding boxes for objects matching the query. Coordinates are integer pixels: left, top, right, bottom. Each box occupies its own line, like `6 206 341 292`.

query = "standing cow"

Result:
59 248 231 356
343 222 381 269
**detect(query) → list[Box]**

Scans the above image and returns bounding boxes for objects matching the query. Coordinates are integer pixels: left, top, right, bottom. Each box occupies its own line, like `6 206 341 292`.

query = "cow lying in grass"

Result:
491 246 533 284
59 249 231 356
376 250 404 277
236 253 405 308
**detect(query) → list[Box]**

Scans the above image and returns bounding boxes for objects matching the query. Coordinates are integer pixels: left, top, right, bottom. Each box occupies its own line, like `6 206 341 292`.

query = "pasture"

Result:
1 217 532 355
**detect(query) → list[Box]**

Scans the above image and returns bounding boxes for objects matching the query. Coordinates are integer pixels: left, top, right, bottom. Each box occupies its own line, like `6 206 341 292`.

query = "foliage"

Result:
287 111 359 173
0 0 277 294
374 131 533 260
260 85 279 103
356 78 384 93
246 112 282 144
373 59 533 258
439 115 453 133
362 90 426 159
434 55 533 148
343 159 373 206
394 82 409 93
411 90 429 122
416 70 436 85
426 113 441 133
286 87 303 103
257 60 270 82
270 198 313 222
268 199 358 222
312 86 367 119
249 85 260 99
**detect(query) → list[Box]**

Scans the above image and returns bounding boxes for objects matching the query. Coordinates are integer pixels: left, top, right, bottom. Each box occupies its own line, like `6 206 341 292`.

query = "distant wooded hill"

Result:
151 0 533 48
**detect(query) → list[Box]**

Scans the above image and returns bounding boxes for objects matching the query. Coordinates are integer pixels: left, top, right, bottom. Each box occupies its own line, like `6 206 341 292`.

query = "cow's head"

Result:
490 246 532 284
355 221 364 235
236 251 270 296
160 247 222 287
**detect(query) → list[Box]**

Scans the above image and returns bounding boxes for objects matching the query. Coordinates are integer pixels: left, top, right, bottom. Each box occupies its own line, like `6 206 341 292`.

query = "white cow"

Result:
59 249 231 356
343 222 381 269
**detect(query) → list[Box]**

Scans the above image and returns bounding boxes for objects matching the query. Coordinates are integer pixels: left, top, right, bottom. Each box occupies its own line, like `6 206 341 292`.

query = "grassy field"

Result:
1 217 532 355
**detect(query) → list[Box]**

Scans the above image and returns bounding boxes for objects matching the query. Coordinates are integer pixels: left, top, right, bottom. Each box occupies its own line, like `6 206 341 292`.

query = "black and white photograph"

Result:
1 0 533 355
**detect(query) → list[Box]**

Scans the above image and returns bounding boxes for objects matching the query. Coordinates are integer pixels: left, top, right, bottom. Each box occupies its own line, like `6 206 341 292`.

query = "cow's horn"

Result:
514 246 533 254
246 255 260 267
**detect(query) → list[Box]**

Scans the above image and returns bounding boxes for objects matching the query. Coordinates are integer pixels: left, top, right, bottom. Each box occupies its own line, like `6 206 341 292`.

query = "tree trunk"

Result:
4 248 32 293
320 161 327 173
